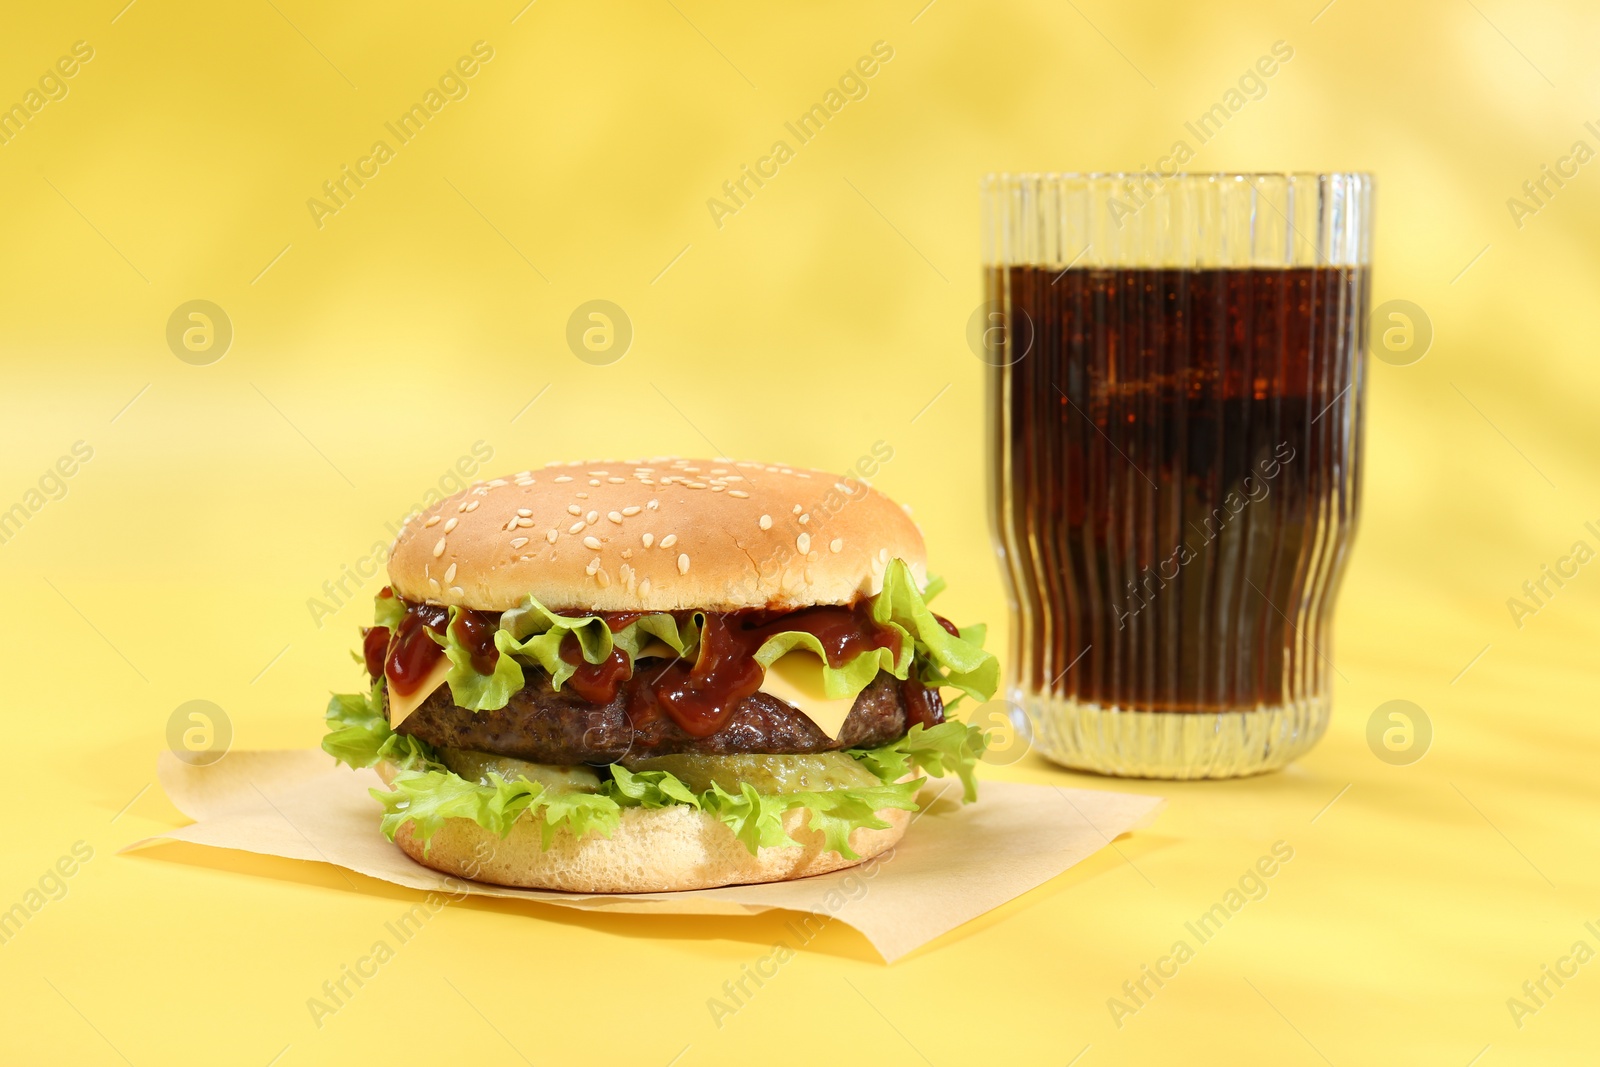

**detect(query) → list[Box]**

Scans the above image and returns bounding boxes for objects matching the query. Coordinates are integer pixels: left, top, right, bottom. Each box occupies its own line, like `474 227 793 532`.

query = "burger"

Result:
321 458 998 892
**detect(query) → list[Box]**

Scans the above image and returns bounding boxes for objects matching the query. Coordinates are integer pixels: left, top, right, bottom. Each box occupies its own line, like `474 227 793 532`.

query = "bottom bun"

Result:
377 760 910 893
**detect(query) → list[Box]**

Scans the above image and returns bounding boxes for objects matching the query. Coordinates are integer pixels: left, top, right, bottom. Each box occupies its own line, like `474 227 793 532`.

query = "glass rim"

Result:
980 170 1373 267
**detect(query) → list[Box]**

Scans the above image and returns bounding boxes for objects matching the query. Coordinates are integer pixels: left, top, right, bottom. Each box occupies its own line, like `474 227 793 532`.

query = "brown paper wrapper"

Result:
125 750 1163 962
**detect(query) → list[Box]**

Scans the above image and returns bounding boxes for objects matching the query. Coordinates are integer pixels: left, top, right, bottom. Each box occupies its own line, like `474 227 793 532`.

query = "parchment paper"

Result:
125 750 1163 961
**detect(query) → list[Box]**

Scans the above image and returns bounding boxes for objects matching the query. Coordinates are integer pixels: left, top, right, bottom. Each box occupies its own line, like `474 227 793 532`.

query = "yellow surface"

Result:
3 1 1597 1064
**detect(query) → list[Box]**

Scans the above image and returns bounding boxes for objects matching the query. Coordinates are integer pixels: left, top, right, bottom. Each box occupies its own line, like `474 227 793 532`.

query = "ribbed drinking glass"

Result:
981 172 1372 778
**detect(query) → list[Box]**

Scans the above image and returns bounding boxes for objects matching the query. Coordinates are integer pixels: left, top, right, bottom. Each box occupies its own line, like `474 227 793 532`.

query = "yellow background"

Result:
3 0 1598 1063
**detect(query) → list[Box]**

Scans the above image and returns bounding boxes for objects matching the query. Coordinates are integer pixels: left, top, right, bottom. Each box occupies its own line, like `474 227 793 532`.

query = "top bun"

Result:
386 458 926 612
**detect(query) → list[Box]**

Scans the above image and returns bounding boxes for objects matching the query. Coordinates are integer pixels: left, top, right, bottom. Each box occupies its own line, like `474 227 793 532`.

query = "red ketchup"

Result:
362 626 390 679
450 608 502 676
385 604 448 696
558 633 633 704
382 594 927 737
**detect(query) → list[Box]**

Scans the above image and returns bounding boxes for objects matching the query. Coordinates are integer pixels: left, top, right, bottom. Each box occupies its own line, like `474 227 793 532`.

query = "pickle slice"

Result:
624 752 880 794
439 748 601 794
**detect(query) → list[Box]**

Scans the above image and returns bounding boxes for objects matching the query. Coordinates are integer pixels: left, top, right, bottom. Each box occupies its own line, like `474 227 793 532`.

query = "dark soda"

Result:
986 265 1369 714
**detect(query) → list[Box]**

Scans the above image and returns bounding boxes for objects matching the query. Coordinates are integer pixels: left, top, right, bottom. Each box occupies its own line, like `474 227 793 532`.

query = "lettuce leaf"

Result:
872 559 999 706
849 719 988 803
429 608 527 711
704 779 923 859
749 629 907 700
373 591 406 631
494 601 698 692
794 785 922 859
322 682 970 859
708 781 797 853
371 769 625 849
608 764 701 808
320 682 432 771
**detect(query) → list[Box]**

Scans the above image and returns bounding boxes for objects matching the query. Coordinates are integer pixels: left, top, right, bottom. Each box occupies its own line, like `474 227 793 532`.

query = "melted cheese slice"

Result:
758 652 861 741
387 657 452 730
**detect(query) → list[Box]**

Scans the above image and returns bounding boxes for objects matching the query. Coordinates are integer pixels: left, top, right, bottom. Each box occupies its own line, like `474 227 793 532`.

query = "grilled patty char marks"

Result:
393 669 926 765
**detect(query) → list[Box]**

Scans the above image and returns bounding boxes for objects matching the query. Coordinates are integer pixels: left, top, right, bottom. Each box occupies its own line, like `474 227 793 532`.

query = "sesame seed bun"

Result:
386 458 926 612
377 760 910 892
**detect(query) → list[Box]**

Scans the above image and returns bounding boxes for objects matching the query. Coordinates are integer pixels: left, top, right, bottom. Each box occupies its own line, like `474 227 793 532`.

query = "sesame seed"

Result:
584 535 603 550
425 516 442 527
688 481 707 489
879 548 890 562
596 567 612 587
710 485 726 492
568 504 582 516
830 538 843 553
510 537 529 549
677 553 690 574
622 548 633 559
796 533 811 554
799 513 810 524
429 577 441 591
517 508 533 517
444 517 459 532
640 478 655 485
608 511 623 523
456 502 468 513
547 529 559 544
432 537 446 557
576 492 589 499
569 521 586 534
608 477 625 484
444 563 458 582
465 500 480 512
647 500 659 510
759 514 772 530
586 558 601 576
660 534 678 549
729 490 749 498
639 578 652 596
517 517 535 528
792 504 802 514
589 479 602 486
586 511 598 524
622 506 641 517
555 475 573 483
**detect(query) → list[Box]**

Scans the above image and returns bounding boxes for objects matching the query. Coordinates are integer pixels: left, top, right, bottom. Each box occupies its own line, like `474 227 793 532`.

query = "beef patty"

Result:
393 667 932 765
